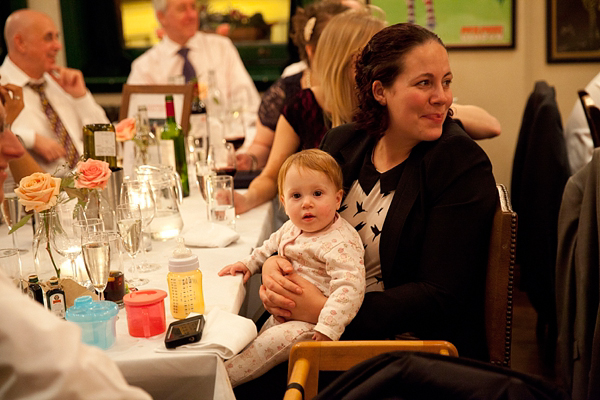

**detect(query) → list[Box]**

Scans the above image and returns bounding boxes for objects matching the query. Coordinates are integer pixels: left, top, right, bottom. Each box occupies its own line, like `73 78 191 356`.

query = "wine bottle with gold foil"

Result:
161 95 190 197
83 123 118 169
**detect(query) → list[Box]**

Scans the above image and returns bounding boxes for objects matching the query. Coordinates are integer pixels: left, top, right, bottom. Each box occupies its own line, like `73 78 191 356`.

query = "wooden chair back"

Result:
485 184 517 368
578 90 600 148
284 340 458 400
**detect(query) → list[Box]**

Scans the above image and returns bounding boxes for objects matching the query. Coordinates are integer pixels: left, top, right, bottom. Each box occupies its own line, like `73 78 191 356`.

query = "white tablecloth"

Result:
0 186 274 400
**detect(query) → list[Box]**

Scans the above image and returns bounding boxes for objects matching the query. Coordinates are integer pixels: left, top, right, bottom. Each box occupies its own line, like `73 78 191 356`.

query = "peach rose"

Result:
15 172 62 212
75 159 112 190
115 117 136 142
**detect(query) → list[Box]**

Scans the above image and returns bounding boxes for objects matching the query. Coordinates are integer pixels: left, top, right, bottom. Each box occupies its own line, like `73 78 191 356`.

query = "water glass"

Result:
207 175 236 229
0 248 22 289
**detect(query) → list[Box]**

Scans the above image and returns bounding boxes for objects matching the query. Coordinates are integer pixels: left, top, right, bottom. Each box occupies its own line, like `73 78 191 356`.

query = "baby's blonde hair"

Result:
277 149 343 199
312 8 386 128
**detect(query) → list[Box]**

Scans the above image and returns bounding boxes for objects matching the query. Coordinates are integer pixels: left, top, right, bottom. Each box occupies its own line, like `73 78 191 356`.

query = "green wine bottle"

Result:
83 123 117 169
161 95 190 197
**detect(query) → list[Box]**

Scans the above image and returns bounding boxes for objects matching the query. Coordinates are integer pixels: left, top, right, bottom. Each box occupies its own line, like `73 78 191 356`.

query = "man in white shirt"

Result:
0 9 109 174
127 0 260 117
564 72 600 174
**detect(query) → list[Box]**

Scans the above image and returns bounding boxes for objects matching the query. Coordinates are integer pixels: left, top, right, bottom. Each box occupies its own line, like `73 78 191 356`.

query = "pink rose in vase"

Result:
115 117 136 142
75 159 112 190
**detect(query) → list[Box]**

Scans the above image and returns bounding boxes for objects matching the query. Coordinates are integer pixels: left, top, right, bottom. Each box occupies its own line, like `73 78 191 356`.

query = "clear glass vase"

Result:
33 209 67 282
75 189 116 231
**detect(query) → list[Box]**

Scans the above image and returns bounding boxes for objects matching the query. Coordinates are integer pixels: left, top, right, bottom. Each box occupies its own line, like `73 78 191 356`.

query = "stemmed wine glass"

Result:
208 141 236 177
116 203 147 287
81 230 111 301
1 184 29 254
120 179 159 272
195 160 216 201
223 91 247 151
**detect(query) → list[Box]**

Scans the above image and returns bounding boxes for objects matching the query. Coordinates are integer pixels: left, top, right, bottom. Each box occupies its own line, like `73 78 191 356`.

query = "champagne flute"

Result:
116 203 147 287
1 191 29 254
120 179 159 272
72 217 103 288
81 231 111 301
195 160 216 202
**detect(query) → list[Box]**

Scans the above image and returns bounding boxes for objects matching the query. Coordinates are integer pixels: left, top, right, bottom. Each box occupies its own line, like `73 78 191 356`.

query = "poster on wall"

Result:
370 0 515 49
547 0 600 62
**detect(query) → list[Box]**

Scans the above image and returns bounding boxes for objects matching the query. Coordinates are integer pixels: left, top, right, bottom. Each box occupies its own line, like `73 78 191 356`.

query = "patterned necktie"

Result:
29 81 80 168
177 47 197 83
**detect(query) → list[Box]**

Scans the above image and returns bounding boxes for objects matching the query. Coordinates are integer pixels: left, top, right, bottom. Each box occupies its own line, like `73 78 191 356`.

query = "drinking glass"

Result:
0 248 22 289
1 188 29 254
116 203 147 287
208 141 236 177
81 231 111 301
120 179 159 272
207 175 236 230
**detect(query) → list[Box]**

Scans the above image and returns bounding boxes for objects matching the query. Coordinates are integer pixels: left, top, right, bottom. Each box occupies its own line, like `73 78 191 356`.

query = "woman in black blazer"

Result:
236 23 497 399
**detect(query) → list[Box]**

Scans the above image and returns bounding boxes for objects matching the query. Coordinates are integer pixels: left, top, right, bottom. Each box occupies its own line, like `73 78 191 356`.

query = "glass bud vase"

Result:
76 189 115 231
33 209 66 282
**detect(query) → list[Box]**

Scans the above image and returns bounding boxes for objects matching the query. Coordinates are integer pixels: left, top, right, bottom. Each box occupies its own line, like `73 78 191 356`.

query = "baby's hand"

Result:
218 262 251 283
312 331 332 341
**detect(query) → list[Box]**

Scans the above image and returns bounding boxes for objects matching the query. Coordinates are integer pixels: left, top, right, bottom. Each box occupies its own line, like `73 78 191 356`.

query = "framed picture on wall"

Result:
369 0 515 49
547 0 600 62
119 84 193 133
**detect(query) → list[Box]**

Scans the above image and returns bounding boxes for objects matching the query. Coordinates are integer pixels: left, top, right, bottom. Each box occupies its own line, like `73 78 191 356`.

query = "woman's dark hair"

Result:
290 1 349 66
354 23 446 138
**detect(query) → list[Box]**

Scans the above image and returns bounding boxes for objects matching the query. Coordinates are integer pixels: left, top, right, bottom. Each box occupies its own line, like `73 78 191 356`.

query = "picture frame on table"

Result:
369 0 515 49
119 84 193 133
547 0 600 62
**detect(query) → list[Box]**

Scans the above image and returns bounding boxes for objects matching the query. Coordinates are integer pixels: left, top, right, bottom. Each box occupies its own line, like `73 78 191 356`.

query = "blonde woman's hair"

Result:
277 149 343 198
312 8 386 128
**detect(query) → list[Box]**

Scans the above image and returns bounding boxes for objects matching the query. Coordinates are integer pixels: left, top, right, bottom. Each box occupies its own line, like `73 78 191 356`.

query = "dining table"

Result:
0 183 275 400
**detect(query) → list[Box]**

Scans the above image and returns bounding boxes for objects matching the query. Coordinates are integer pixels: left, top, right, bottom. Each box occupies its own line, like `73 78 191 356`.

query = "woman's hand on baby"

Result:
260 256 327 324
218 262 251 283
312 332 332 341
262 255 302 295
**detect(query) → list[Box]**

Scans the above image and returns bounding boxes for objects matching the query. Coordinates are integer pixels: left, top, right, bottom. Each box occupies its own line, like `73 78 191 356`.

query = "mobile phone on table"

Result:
164 314 205 349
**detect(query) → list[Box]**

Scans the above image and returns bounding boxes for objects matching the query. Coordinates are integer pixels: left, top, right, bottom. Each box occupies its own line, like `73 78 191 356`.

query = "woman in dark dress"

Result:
237 23 497 398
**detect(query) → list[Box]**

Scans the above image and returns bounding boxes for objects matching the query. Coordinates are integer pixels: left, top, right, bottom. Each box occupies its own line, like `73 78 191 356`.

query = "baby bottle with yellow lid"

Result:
167 237 205 319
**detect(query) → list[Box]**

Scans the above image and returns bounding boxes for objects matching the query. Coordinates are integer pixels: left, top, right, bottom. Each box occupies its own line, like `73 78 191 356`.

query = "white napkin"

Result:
156 308 257 359
182 222 240 248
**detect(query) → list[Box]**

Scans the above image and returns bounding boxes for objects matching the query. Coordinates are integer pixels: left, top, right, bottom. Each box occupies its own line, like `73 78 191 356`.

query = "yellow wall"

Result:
120 0 290 46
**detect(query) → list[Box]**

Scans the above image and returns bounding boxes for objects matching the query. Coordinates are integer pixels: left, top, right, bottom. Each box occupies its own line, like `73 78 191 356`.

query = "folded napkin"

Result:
157 308 257 359
182 222 240 248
